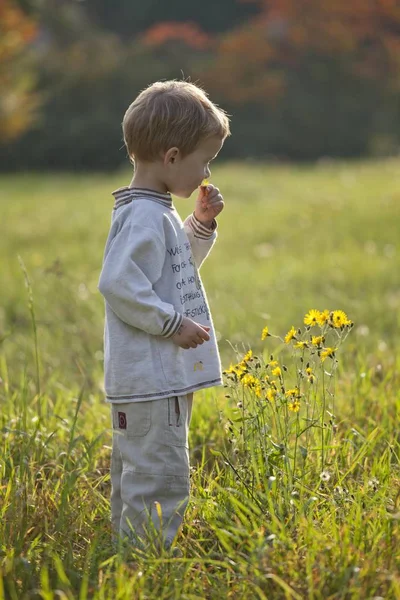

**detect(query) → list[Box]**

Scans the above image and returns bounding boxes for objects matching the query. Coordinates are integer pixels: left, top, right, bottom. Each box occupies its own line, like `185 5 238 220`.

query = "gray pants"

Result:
110 393 193 550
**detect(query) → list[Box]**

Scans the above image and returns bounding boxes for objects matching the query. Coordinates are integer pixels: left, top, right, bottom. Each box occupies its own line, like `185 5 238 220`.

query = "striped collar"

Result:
112 187 173 210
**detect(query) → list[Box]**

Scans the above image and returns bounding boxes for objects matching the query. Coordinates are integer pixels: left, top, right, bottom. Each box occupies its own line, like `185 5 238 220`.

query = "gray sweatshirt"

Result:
98 187 223 402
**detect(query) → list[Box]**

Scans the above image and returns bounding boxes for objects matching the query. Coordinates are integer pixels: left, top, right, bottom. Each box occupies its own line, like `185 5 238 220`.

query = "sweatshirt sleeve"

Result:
183 212 218 269
98 223 182 337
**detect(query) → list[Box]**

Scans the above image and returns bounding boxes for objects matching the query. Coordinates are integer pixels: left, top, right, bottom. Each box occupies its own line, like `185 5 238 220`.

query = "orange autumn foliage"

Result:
202 0 400 104
0 0 39 141
0 0 37 60
143 21 212 51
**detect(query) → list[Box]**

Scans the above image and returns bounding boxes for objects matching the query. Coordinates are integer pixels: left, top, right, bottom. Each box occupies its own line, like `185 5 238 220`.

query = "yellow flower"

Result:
320 347 337 362
288 399 300 412
224 363 245 377
284 326 297 344
272 366 282 377
304 309 321 326
241 373 257 387
266 388 277 402
242 350 253 363
269 360 279 368
241 374 262 397
331 310 352 328
261 326 270 340
311 335 325 346
285 387 300 398
294 341 309 349
317 309 330 326
201 178 210 186
306 367 315 383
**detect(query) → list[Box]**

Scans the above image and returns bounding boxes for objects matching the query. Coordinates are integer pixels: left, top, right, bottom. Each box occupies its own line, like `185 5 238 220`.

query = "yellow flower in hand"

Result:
201 178 210 196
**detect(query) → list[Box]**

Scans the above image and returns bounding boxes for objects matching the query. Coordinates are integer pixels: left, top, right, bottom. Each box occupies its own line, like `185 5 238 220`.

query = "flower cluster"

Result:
223 309 353 415
222 309 354 492
224 350 305 412
303 309 352 329
283 309 353 363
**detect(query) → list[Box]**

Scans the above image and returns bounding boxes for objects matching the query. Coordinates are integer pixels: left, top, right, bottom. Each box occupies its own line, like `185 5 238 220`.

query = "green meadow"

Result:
1 159 399 599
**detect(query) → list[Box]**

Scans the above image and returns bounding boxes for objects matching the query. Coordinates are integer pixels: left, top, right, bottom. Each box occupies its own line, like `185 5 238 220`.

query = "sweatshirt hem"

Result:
105 378 223 403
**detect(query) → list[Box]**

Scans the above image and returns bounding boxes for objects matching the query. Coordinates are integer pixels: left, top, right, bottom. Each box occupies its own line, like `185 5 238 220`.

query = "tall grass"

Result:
0 159 399 598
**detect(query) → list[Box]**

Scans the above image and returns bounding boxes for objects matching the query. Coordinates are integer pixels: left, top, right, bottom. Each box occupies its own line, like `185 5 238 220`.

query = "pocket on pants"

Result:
112 402 152 439
164 396 188 448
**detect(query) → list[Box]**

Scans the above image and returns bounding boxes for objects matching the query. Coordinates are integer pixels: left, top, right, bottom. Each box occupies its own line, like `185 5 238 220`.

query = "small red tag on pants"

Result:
118 412 127 429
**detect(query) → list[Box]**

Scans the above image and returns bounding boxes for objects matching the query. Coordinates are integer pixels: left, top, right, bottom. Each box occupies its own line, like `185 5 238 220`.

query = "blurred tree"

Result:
142 21 212 51
0 0 39 142
239 0 400 84
1 0 399 168
198 0 400 158
81 0 259 38
0 0 221 170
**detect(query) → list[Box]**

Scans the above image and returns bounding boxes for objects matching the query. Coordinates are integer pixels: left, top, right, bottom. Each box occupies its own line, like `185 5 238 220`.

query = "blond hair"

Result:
122 80 230 162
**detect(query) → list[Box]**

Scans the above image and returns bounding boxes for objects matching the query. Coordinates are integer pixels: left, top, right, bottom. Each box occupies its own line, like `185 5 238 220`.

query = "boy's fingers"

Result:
198 328 210 341
207 194 223 206
195 324 210 337
205 200 224 211
202 196 223 210
205 187 219 199
210 193 223 202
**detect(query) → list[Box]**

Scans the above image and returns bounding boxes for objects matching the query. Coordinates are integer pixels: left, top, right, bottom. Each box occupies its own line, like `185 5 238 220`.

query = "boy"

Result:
98 80 230 554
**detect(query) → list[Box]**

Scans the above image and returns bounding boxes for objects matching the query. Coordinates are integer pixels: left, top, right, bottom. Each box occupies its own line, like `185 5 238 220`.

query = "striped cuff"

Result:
161 311 183 338
187 212 217 240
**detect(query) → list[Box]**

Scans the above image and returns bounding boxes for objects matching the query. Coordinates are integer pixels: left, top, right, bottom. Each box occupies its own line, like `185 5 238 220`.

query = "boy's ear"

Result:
164 147 179 165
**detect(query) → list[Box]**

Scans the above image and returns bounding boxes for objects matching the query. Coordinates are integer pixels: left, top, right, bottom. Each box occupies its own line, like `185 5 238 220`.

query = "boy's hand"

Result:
194 184 224 228
171 316 210 349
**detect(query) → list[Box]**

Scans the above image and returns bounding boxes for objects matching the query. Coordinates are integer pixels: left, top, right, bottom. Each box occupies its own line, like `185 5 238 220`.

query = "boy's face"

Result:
165 135 224 198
